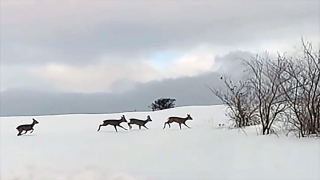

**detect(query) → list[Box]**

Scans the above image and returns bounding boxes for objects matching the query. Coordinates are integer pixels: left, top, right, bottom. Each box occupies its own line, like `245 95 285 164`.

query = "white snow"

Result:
1 105 319 180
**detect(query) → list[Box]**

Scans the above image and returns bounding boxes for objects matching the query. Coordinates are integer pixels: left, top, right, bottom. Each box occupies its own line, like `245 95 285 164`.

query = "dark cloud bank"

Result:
1 72 223 117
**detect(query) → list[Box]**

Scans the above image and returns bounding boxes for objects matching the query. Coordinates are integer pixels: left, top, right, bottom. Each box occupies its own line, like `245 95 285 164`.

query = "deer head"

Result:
186 114 193 120
147 115 152 122
32 118 39 124
121 115 127 122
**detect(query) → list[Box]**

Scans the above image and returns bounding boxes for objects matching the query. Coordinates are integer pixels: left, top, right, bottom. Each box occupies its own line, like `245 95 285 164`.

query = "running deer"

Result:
97 115 128 132
128 115 153 130
163 114 193 129
16 118 39 136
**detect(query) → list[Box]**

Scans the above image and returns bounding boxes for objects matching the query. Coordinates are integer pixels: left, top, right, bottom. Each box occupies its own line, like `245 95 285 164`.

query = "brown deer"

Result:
128 115 152 130
97 115 128 132
16 118 39 136
163 114 193 129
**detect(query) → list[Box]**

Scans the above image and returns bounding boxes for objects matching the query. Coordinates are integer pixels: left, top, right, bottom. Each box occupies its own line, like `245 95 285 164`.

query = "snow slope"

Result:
1 105 319 180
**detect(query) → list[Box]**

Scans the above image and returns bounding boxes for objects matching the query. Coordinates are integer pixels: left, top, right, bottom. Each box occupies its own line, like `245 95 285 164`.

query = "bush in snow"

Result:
149 97 176 111
208 77 259 129
210 38 319 137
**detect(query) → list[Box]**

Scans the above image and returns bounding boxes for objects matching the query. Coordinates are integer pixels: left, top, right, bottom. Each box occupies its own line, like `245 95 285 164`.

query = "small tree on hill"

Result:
149 98 176 111
208 76 259 128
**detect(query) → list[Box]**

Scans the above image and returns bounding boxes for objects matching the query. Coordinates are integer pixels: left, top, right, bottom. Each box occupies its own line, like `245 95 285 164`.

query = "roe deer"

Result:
128 115 152 130
163 114 193 129
97 115 128 132
16 118 39 136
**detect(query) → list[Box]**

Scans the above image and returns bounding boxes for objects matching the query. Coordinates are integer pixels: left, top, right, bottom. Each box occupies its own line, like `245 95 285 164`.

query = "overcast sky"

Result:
1 0 319 116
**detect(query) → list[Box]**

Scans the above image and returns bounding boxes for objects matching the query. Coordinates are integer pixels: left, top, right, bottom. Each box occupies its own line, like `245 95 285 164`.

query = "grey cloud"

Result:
1 65 57 91
1 0 318 65
1 50 252 95
214 51 254 79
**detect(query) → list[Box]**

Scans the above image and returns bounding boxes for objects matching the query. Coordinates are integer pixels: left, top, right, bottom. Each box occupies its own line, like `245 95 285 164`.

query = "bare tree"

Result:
280 40 320 137
243 52 289 135
208 76 259 128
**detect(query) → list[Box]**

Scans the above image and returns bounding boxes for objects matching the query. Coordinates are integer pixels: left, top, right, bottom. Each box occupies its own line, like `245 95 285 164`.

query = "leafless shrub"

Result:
279 39 320 137
210 38 319 138
207 76 259 129
243 52 289 135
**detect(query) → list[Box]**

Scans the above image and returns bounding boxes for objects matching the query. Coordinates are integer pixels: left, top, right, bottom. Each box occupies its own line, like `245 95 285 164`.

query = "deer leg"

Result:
179 123 182 129
114 125 118 132
17 131 22 136
139 125 141 129
30 128 34 133
183 123 191 129
163 122 171 129
118 125 127 131
128 123 132 129
21 130 28 135
143 125 149 129
97 124 103 131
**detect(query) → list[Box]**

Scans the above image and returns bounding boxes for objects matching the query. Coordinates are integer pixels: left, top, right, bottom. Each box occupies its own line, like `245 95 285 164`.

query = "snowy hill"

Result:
1 105 319 180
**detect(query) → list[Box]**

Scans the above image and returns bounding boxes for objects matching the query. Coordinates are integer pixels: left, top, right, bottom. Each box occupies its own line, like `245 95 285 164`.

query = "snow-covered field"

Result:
1 105 319 180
